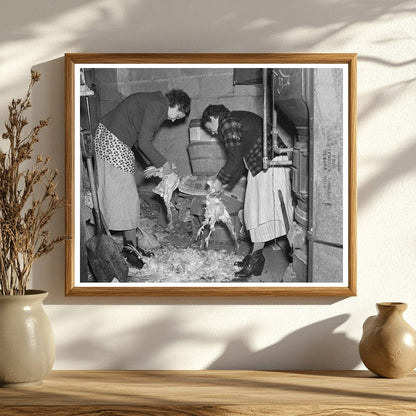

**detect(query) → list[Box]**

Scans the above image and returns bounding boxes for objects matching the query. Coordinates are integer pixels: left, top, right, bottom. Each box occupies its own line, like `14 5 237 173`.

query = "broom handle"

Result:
85 157 102 234
278 189 290 234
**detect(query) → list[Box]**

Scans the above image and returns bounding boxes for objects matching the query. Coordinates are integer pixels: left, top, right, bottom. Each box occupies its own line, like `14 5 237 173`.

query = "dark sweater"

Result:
101 92 169 168
217 111 264 186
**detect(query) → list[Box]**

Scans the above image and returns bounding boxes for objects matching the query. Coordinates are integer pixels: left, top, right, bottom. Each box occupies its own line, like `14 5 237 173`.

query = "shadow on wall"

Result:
30 57 67 300
207 314 359 370
0 0 414 97
358 139 416 209
54 310 206 369
0 1 413 51
53 307 359 370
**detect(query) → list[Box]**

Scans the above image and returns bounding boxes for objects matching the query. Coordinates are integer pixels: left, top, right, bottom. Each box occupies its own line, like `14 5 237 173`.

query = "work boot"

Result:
125 239 154 258
122 242 144 269
234 245 253 268
234 253 251 268
233 250 265 281
136 246 154 257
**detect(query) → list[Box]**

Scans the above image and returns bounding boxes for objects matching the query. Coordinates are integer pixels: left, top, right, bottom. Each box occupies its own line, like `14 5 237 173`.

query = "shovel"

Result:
81 130 129 283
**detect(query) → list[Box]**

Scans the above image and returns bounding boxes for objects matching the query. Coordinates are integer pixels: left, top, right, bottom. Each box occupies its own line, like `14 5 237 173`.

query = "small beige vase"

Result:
359 302 416 378
0 290 55 387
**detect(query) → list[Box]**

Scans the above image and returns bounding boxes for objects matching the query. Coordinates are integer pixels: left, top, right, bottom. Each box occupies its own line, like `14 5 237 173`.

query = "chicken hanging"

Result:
144 166 180 229
197 181 238 252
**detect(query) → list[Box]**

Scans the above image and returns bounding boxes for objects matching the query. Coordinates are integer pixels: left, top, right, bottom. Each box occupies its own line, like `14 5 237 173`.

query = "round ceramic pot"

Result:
359 302 416 378
0 290 55 387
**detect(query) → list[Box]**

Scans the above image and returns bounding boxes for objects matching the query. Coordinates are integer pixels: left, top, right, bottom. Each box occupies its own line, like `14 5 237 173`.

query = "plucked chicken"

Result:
197 182 238 251
144 166 180 229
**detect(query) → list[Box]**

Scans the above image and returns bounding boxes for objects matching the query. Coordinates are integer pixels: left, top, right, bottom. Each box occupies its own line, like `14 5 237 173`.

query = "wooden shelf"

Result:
1 370 415 415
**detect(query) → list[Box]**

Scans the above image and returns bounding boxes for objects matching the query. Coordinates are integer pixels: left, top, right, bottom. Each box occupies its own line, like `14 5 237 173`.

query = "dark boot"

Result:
136 246 154 257
233 250 265 281
122 241 144 269
234 254 250 269
125 239 154 258
234 251 252 268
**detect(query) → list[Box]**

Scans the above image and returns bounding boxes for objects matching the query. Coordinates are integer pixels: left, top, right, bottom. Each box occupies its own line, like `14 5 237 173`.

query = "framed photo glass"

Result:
65 53 357 296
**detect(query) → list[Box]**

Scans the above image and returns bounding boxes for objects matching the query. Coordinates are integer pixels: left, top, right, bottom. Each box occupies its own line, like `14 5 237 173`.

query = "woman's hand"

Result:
210 178 223 196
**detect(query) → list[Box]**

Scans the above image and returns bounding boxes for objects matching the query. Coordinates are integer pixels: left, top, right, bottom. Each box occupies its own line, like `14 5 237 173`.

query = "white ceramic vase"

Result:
0 290 55 387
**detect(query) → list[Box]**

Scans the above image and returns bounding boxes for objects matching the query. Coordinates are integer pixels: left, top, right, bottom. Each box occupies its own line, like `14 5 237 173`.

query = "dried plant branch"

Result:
0 71 66 295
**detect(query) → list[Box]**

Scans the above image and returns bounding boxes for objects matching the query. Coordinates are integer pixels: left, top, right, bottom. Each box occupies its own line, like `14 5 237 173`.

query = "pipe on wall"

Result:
263 68 293 168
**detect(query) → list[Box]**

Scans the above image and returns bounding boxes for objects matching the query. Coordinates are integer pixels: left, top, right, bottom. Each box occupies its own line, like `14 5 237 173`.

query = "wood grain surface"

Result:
1 370 415 415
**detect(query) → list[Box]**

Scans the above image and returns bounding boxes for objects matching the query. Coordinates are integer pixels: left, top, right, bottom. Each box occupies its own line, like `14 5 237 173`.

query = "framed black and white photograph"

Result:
65 53 356 296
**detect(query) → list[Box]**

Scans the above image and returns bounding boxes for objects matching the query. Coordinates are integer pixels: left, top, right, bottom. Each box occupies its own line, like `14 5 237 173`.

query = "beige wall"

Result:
0 1 415 370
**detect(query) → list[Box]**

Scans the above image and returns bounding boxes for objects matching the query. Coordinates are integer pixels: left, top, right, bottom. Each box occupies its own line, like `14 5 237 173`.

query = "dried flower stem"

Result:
0 71 66 295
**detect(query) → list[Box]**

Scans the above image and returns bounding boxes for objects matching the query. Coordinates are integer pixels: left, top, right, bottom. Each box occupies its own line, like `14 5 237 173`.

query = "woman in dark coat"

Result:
94 89 191 268
201 104 293 280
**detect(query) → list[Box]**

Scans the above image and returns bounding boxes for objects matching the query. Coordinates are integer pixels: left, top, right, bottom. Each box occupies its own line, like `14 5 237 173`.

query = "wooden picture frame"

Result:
65 53 357 296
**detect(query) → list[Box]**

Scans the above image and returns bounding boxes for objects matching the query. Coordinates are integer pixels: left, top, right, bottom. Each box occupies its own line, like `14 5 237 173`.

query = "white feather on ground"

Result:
129 246 240 283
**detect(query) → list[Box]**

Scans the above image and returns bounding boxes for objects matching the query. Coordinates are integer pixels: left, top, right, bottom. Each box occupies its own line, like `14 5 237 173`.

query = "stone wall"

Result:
87 67 263 179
